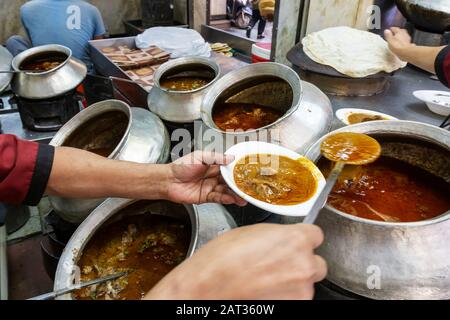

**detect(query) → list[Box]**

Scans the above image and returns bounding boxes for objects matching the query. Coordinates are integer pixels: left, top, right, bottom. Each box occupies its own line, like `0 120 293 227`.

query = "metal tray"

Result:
89 37 149 107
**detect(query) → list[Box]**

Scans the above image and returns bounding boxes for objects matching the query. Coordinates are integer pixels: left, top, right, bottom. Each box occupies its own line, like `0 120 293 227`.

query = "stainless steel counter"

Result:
328 66 449 130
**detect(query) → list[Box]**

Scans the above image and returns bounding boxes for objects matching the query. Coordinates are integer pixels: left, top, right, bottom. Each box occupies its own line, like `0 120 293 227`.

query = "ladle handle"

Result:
303 162 345 225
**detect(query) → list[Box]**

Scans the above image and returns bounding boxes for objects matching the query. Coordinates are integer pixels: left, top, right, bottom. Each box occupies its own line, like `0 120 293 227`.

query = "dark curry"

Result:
319 157 450 223
74 214 190 300
213 103 284 131
20 51 68 72
234 154 318 205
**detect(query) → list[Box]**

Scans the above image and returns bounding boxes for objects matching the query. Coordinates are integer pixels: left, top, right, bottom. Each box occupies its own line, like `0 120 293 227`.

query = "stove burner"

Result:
41 211 79 280
15 90 82 132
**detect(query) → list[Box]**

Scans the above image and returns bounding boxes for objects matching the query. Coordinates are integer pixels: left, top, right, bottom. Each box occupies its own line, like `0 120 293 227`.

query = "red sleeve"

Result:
435 45 450 88
0 134 54 206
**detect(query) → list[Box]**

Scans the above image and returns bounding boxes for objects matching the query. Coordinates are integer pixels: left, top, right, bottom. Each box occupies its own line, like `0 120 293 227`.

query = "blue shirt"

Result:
21 0 106 71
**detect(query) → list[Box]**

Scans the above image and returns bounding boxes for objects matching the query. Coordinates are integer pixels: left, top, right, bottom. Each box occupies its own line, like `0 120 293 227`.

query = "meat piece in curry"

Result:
234 154 318 205
213 103 284 131
73 214 190 300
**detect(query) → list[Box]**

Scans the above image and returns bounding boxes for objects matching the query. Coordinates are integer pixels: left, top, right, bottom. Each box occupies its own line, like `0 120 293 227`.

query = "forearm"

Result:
397 45 445 74
45 147 170 200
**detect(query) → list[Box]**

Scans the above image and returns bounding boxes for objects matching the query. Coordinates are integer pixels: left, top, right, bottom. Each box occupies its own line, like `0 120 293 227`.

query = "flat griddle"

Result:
287 43 393 96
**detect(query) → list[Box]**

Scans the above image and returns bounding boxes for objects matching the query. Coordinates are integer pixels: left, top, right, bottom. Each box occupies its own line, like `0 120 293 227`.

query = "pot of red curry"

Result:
197 62 333 154
302 120 450 300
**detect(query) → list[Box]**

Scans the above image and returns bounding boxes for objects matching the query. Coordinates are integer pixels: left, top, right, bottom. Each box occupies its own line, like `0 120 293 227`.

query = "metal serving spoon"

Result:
27 271 127 300
303 132 382 224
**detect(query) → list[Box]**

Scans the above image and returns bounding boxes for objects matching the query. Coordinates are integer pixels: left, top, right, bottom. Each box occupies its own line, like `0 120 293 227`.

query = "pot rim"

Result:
49 99 132 160
153 56 221 95
306 120 450 228
200 62 303 135
12 44 73 76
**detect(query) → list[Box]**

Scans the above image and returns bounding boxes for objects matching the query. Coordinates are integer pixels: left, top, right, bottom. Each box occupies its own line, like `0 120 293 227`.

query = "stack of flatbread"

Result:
301 27 407 78
210 43 233 57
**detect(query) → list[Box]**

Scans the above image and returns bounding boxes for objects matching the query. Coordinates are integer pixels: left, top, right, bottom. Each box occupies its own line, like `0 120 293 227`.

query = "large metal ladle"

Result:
303 132 382 224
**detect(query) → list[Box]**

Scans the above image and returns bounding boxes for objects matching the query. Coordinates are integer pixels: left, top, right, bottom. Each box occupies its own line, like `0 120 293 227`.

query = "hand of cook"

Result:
145 223 327 300
384 27 414 61
166 151 247 206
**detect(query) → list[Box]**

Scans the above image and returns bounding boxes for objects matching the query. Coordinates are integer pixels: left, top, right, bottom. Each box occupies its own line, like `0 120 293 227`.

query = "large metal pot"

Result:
54 198 236 300
395 0 450 33
148 57 221 123
303 121 450 300
197 62 333 154
11 44 87 99
49 100 170 224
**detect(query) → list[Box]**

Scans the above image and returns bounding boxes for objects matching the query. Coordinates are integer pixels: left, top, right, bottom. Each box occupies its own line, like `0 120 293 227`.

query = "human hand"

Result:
144 223 327 300
165 151 247 206
384 27 414 61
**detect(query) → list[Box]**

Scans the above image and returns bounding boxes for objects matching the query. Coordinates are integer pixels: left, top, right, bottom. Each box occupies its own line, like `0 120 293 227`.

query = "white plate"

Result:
336 108 398 126
413 90 450 117
221 141 326 217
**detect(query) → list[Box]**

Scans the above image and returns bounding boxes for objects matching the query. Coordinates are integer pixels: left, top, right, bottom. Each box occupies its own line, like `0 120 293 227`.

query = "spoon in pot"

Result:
303 132 382 224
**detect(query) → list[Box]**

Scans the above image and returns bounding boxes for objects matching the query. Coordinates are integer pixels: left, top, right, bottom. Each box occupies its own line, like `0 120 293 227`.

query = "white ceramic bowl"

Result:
335 108 398 126
221 141 326 217
413 90 450 116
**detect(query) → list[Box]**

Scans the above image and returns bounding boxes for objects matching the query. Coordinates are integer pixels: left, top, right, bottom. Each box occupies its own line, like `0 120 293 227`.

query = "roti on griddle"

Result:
302 26 407 78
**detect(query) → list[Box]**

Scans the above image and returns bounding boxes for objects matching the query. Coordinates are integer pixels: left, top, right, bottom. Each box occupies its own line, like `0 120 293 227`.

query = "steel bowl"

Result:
300 121 450 300
197 62 333 154
49 100 170 224
54 198 236 300
148 57 221 123
11 44 87 99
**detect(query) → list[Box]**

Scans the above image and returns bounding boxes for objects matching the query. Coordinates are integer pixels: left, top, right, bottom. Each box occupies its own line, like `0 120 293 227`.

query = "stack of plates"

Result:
210 43 233 57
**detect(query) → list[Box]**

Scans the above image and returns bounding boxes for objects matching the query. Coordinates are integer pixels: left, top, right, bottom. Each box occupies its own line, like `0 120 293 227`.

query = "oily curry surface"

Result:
74 214 190 300
319 156 450 223
213 103 284 131
234 154 318 205
159 77 210 91
20 51 67 72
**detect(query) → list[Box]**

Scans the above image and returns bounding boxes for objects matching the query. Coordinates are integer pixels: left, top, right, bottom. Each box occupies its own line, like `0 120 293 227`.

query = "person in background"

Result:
246 0 266 40
258 0 276 22
6 0 106 73
0 134 327 300
385 27 450 88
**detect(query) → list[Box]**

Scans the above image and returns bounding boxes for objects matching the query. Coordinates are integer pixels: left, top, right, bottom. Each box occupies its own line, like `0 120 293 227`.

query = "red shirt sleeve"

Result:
435 45 450 88
0 134 54 206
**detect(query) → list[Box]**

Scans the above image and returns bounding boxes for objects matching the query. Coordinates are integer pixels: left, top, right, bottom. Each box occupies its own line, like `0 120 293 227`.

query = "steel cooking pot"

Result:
299 121 450 300
197 62 333 154
148 57 221 123
11 44 87 99
49 100 170 224
395 0 450 33
53 198 236 300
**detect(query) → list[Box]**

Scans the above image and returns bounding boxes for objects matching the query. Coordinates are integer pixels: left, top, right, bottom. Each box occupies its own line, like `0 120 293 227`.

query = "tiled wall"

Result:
306 0 376 34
